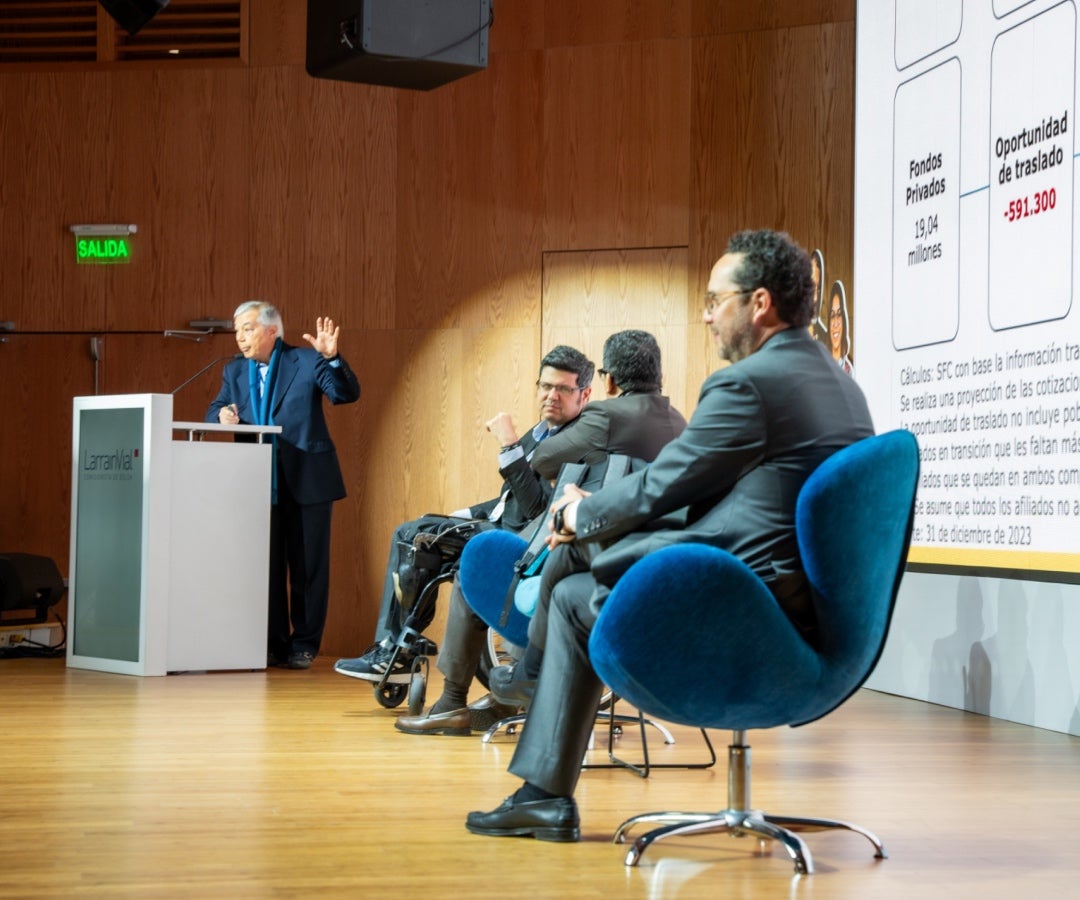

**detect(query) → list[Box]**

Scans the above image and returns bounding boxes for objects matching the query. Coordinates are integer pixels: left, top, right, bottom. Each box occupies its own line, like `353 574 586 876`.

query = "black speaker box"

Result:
306 0 491 91
0 553 66 626
99 0 170 36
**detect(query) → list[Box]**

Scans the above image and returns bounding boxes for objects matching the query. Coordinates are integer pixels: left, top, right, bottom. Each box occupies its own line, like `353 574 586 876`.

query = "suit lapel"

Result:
271 346 299 417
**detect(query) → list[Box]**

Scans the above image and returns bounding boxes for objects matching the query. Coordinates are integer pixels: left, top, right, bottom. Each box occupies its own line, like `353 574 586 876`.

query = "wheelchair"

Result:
370 519 500 713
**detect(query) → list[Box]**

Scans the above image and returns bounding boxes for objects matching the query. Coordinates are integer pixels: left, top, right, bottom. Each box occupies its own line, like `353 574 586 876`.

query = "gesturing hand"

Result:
303 316 340 359
486 412 518 447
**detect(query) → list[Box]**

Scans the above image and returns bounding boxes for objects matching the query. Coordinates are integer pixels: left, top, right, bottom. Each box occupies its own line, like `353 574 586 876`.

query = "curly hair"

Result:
725 230 815 328
601 330 662 393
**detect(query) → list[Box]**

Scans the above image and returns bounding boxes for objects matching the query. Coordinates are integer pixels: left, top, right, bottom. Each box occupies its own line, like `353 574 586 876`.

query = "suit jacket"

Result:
577 329 874 606
467 426 551 533
206 342 361 505
530 393 687 482
467 392 688 534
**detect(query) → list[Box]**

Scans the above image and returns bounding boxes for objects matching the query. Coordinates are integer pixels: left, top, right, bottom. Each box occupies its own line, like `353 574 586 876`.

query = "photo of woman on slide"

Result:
828 280 854 375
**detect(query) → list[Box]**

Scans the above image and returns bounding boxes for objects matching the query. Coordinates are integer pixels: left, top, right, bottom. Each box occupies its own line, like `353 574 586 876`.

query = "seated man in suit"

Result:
394 329 687 735
333 345 596 690
465 229 875 841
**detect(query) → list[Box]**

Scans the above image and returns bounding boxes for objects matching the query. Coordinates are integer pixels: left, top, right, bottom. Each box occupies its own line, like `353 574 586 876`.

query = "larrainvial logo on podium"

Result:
81 446 140 481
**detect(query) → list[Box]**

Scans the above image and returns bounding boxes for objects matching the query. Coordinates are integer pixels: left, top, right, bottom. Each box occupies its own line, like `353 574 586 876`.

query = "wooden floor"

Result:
2 657 1079 898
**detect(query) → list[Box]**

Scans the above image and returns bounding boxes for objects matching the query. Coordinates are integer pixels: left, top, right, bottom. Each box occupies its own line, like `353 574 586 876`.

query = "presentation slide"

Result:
855 0 1080 579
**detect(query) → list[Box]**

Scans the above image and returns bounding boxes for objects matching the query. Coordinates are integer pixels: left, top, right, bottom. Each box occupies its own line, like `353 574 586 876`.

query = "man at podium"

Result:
207 301 360 669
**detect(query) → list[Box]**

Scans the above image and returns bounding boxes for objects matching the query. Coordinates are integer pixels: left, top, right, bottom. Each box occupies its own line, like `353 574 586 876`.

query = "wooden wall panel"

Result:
696 0 855 33
248 0 306 67
488 0 545 51
0 73 111 331
323 324 541 653
544 0 691 45
0 335 95 570
542 248 696 417
543 39 691 252
395 49 546 331
105 68 252 331
0 68 255 334
249 67 397 331
690 23 855 328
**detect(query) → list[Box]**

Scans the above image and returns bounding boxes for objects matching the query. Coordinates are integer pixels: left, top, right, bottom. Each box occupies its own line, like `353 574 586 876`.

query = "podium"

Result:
67 394 280 675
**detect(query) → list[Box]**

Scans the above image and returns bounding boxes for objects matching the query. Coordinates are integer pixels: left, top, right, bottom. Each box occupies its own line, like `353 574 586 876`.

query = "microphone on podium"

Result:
171 353 243 395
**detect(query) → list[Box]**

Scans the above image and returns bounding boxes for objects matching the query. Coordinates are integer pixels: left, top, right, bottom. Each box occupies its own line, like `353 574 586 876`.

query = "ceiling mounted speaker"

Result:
99 0 171 36
306 0 492 91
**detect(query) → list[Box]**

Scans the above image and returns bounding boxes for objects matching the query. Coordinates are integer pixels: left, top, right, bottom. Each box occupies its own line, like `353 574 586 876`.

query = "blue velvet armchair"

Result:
457 528 534 650
588 429 919 874
459 527 689 764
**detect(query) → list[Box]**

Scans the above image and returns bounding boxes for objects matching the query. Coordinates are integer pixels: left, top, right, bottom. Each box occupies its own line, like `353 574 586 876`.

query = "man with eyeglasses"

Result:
333 345 596 692
465 229 875 842
394 329 687 735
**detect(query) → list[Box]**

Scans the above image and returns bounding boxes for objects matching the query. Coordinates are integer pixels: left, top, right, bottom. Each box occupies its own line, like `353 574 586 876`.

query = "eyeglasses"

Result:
536 380 583 397
598 369 609 378
704 288 752 315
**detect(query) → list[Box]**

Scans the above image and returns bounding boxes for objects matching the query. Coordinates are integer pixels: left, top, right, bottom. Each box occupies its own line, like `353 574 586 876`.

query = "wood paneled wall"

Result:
0 0 856 656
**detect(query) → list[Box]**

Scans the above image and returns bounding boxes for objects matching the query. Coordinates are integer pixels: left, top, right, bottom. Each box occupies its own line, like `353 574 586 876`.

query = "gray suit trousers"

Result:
508 542 610 796
435 575 489 688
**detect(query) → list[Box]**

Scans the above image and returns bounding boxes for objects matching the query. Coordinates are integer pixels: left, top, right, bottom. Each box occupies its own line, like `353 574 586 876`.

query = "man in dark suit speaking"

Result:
465 229 875 842
207 301 360 670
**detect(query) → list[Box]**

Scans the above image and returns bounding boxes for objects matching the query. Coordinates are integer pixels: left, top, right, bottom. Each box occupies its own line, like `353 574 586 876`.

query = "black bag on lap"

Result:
396 516 494 624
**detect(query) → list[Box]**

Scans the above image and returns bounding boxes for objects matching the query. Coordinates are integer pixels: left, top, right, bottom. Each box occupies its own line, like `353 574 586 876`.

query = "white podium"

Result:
67 394 280 675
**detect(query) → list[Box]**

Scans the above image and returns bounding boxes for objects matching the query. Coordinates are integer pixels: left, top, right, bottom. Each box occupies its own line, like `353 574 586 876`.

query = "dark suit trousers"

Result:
508 542 610 797
268 482 333 657
373 514 469 643
436 574 489 688
373 518 427 642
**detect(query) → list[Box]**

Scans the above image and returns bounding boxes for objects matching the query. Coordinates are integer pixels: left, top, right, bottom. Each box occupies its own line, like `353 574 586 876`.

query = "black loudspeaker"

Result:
306 0 492 91
99 0 170 36
0 554 66 626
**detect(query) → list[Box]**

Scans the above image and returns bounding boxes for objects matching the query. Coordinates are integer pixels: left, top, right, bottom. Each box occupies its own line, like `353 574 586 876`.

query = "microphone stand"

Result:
171 354 242 394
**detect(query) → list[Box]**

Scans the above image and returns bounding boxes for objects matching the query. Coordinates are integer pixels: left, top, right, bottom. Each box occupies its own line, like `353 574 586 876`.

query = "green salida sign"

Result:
76 237 132 264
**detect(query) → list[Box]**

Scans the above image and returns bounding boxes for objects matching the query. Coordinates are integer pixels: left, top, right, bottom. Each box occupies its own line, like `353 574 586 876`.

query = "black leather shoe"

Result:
286 650 314 669
395 707 472 736
466 794 580 842
489 664 536 709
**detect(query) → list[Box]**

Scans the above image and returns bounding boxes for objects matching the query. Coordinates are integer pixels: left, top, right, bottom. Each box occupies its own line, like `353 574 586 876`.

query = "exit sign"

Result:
69 224 137 265
75 236 132 264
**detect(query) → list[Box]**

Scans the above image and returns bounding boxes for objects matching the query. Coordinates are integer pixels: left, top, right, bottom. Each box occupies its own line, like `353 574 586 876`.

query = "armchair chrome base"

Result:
612 731 887 874
614 808 887 874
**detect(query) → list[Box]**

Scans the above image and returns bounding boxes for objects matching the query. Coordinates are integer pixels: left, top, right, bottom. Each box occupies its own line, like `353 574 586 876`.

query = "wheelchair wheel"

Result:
407 657 428 715
373 682 408 708
476 627 519 689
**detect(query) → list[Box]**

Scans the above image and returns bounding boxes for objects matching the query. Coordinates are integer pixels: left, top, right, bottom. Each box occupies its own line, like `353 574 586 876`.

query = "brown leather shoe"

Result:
395 706 472 736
